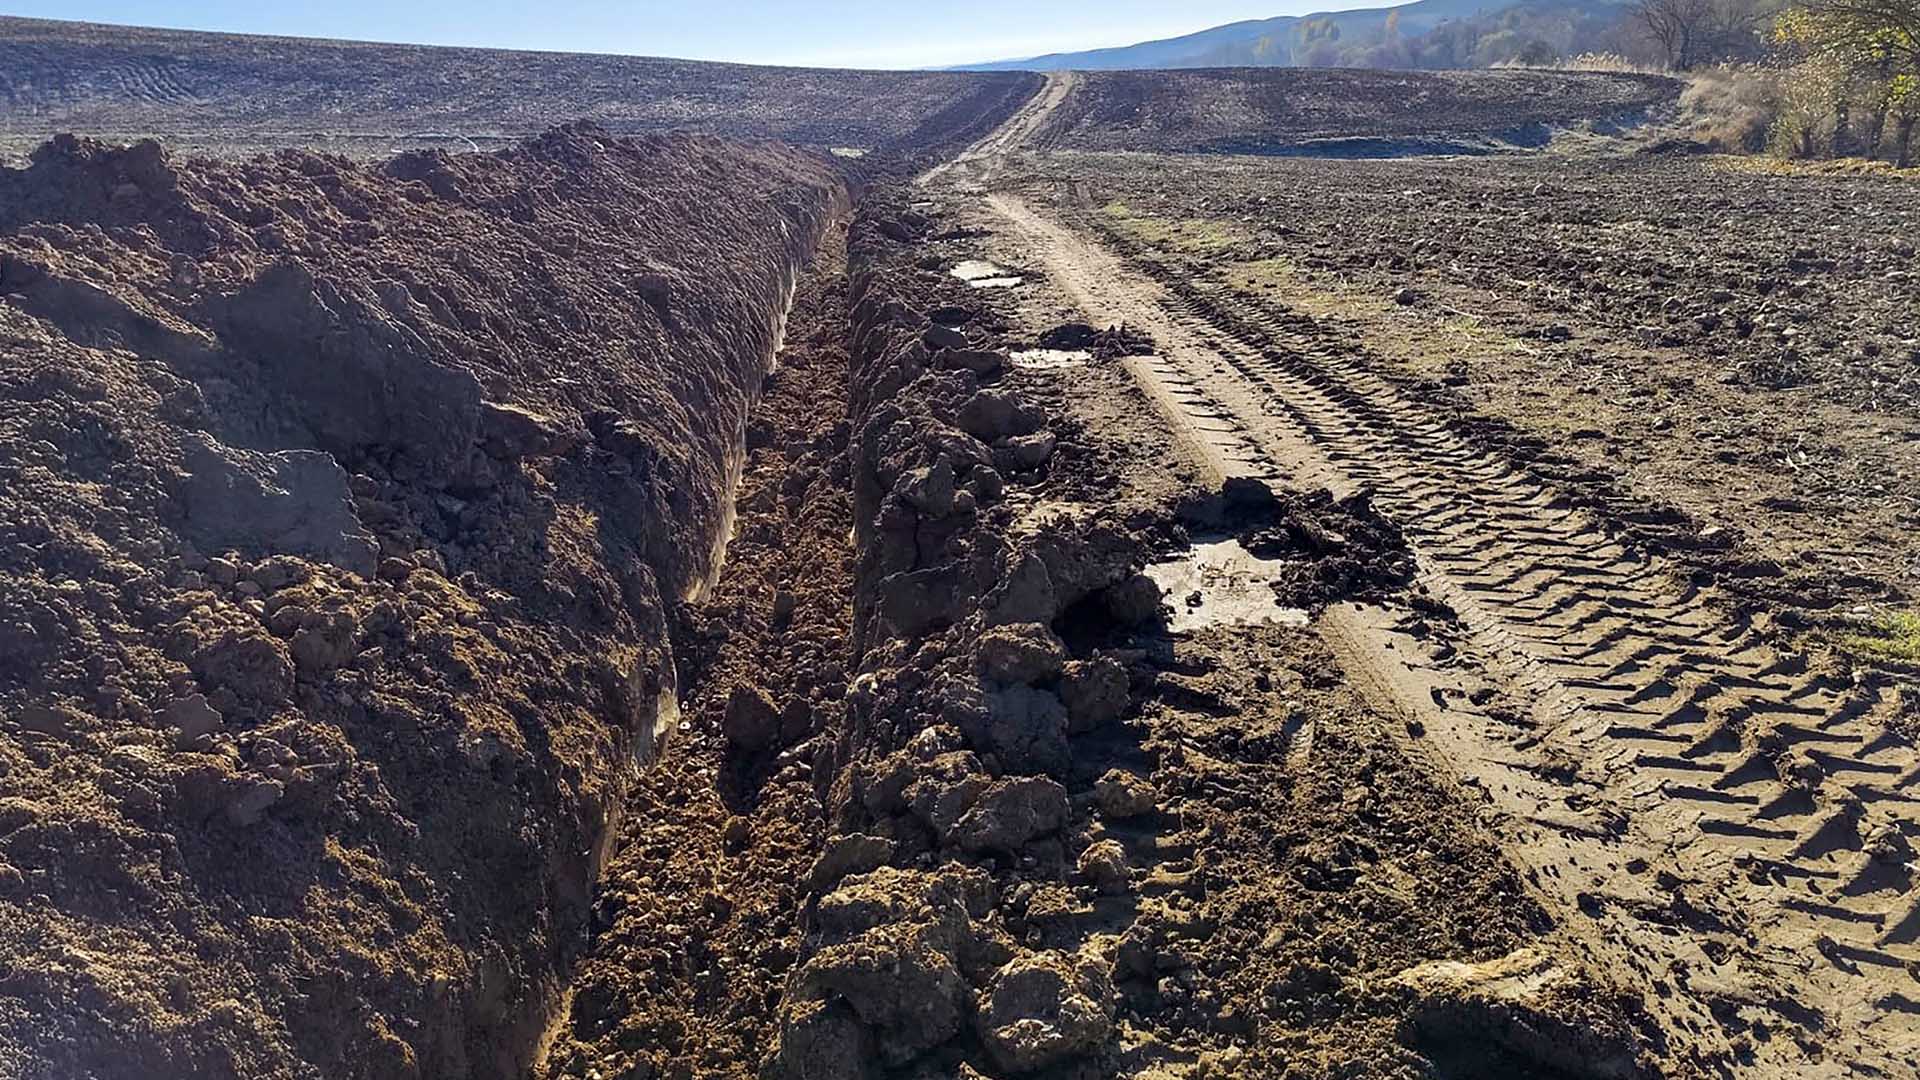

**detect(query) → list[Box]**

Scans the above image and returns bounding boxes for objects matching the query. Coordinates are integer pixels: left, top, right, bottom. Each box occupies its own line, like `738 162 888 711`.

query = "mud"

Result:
0 127 842 1079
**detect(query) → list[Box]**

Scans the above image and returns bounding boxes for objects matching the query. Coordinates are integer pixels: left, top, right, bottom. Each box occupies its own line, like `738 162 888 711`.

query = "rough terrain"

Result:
5 22 1919 1080
0 17 1040 161
0 126 842 1079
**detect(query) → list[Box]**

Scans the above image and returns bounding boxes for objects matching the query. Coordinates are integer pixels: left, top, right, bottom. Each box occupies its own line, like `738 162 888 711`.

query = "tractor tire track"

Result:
983 189 1919 1079
915 70 1075 190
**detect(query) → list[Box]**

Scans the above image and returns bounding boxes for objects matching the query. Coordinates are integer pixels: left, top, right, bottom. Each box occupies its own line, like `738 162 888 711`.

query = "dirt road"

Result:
916 70 1076 190
926 78 1920 1080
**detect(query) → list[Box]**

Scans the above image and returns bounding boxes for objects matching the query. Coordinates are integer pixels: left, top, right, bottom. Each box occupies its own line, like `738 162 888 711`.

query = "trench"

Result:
526 238 826 1074
532 208 861 1080
692 211 840 605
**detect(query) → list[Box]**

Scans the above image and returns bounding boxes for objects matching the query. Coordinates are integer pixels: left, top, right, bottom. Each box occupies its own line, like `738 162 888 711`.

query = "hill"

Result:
961 0 1634 71
1032 67 1680 153
0 16 1039 160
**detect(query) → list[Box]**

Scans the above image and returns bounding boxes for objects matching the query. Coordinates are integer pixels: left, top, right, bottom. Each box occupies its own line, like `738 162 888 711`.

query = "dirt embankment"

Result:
0 127 842 1079
1031 68 1681 155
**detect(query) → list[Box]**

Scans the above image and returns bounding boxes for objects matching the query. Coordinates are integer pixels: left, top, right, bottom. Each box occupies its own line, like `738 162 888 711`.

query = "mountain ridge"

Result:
957 0 1631 71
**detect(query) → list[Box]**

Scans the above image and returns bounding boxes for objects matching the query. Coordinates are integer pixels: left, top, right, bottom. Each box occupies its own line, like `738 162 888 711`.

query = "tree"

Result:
1637 0 1774 67
1777 0 1920 163
1639 0 1715 67
1890 72 1919 164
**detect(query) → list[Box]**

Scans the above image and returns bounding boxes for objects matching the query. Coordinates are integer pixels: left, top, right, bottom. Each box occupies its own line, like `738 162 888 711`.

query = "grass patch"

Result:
1227 257 1301 291
1838 611 1920 665
1713 155 1920 182
1100 201 1248 256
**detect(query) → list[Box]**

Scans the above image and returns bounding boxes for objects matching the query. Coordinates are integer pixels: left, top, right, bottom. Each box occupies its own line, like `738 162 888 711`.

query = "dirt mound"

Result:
1033 68 1680 155
0 16 1041 162
0 127 842 1079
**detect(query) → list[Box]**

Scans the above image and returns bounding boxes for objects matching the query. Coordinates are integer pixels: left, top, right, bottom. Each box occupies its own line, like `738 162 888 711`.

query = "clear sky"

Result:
3 1 1354 68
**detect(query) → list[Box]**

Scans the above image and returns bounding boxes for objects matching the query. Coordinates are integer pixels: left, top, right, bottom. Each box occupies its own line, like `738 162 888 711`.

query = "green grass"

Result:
1100 201 1247 256
1838 611 1920 664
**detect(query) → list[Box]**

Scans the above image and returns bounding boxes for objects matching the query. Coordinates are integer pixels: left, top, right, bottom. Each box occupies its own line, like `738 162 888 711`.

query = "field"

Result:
3 18 1918 1080
0 17 1039 159
1030 67 1683 153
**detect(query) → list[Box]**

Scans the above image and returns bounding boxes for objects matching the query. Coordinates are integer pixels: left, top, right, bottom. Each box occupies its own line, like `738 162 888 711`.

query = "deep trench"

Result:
533 212 860 1078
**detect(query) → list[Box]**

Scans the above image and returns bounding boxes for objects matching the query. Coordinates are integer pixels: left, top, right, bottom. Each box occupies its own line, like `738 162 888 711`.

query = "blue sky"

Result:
4 1 1354 68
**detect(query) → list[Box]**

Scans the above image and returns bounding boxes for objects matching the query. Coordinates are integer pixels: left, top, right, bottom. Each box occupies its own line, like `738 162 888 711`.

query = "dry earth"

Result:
2 25 1918 1080
0 126 843 1079
0 17 1040 161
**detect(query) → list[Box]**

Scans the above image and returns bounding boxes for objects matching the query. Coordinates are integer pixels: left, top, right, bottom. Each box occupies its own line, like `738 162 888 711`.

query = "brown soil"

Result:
10 30 1920 1080
0 16 1040 162
0 127 841 1079
960 127 1920 1074
1017 150 1920 614
538 218 857 1080
1029 68 1681 155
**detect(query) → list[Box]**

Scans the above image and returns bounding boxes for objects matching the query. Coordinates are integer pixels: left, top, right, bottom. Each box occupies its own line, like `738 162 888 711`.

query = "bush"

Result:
1492 51 1670 73
1682 63 1785 149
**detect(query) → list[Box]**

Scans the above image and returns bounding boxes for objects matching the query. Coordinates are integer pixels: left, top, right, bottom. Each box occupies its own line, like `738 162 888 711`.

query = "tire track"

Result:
983 190 1919 1078
915 71 1075 190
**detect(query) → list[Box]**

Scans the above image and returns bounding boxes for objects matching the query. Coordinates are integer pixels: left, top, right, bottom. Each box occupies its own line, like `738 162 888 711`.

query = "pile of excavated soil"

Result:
0 126 841 1079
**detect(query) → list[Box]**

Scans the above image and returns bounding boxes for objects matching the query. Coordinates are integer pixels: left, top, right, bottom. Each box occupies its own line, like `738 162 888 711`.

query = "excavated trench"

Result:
538 168 1590 1080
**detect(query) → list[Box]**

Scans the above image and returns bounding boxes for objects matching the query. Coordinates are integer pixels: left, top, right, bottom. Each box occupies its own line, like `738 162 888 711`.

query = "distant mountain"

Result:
958 0 1634 71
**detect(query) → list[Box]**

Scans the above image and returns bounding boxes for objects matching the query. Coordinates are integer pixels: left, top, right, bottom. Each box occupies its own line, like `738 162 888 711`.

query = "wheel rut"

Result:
982 190 1919 1078
916 71 1076 190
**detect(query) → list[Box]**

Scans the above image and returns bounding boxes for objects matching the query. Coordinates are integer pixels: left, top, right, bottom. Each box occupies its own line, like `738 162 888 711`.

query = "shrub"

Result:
1684 63 1787 148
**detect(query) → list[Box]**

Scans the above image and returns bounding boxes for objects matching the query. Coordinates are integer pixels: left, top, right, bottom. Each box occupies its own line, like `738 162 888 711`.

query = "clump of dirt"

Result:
1171 480 1419 610
0 127 842 1079
537 220 857 1080
755 191 1169 1079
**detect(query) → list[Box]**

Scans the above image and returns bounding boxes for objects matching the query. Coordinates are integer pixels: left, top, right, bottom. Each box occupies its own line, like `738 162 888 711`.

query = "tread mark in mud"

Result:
982 192 1918 1078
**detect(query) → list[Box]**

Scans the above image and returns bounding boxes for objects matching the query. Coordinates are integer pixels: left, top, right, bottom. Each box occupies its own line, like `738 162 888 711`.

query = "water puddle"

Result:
1010 348 1089 370
951 259 1024 289
1145 537 1310 634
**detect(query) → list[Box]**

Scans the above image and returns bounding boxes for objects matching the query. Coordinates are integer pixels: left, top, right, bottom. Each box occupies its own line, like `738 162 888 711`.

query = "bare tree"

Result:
1637 0 1772 68
1638 0 1715 68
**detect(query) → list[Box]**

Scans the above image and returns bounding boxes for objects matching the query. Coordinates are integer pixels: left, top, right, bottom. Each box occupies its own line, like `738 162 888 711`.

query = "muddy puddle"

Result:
950 258 1023 288
1009 347 1088 369
1146 537 1311 633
